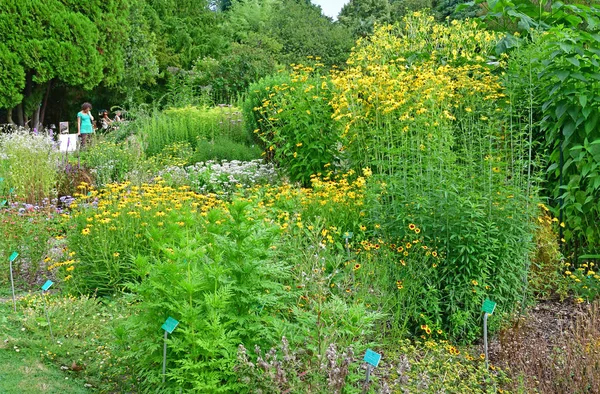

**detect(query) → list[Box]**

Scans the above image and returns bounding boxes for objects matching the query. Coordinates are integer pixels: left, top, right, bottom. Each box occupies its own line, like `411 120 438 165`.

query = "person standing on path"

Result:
77 102 95 147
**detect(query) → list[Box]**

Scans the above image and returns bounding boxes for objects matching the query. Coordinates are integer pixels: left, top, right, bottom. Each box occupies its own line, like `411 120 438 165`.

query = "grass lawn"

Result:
0 301 88 393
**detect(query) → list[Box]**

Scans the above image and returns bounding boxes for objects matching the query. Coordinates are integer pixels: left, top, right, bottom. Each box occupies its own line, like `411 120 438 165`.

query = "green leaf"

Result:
562 120 576 139
566 56 580 67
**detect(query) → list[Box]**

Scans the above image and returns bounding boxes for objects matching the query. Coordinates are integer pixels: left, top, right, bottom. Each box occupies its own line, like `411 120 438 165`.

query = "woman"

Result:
100 110 112 131
77 102 95 147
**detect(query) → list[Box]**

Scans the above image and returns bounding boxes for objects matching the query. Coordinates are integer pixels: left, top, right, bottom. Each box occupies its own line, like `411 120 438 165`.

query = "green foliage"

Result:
433 0 479 20
121 0 160 102
80 138 144 185
331 14 537 341
564 257 600 302
339 0 392 37
469 0 600 33
119 201 292 391
193 137 262 163
0 0 128 121
245 68 340 185
0 206 60 284
536 23 600 254
137 106 247 156
194 41 279 104
270 0 354 68
0 43 25 110
0 130 59 203
145 0 228 69
528 206 568 300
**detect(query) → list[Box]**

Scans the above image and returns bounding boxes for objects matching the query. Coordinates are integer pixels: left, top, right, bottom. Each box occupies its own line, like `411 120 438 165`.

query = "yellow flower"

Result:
113 252 120 257
81 228 90 235
353 263 361 271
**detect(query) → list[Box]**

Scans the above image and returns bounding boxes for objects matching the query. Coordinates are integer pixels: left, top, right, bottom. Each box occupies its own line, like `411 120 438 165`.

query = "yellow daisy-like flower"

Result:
113 252 120 257
81 228 90 235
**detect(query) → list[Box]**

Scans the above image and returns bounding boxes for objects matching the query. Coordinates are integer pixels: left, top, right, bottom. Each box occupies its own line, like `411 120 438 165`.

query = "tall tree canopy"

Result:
0 0 128 126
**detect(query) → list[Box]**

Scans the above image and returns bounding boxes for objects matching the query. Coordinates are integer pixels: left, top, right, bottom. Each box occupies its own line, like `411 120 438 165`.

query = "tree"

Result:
0 44 25 121
271 0 354 67
0 0 128 127
339 0 392 37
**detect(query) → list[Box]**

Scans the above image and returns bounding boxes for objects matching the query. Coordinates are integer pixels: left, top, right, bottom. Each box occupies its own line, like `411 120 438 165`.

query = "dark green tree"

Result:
339 0 392 37
0 0 128 127
272 0 354 67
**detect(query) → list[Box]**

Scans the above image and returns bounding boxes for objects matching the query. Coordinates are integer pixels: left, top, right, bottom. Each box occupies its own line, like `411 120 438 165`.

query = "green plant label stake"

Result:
363 348 381 389
8 252 18 312
481 299 496 369
343 231 353 259
161 316 179 383
41 280 54 341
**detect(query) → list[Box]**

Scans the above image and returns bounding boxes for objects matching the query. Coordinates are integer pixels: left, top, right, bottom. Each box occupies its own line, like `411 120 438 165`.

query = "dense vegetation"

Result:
1 0 600 392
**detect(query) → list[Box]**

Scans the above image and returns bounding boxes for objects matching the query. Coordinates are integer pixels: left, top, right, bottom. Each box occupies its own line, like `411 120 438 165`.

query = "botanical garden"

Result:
0 0 599 392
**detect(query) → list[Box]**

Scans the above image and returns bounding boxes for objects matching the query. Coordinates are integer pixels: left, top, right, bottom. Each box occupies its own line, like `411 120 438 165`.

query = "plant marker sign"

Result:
363 349 382 384
161 316 179 383
41 280 54 340
482 299 496 315
481 298 497 369
343 231 353 258
8 252 18 312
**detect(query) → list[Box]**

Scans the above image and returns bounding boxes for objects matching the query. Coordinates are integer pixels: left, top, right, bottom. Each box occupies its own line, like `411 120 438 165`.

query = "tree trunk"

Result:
7 107 14 125
16 103 24 126
40 80 52 126
32 107 40 131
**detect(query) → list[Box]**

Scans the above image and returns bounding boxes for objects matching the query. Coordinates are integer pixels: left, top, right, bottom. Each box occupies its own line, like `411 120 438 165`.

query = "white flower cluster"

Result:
0 128 58 158
159 159 279 195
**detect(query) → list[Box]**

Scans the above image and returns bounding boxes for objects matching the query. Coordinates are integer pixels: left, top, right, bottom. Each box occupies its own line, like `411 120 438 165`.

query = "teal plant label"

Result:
343 232 353 239
161 317 179 334
9 188 14 194
41 280 54 291
9 252 18 262
0 177 3 182
363 349 382 367
0 200 6 207
481 299 496 315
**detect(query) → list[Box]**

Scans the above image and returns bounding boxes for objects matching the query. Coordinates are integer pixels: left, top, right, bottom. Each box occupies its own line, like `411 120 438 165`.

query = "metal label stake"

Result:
41 280 54 341
363 348 382 392
161 316 179 383
481 299 497 370
8 252 18 312
343 232 353 260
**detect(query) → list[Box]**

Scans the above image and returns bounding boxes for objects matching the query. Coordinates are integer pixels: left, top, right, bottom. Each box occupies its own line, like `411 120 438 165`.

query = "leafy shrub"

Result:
0 203 61 283
0 129 59 203
244 67 340 185
536 25 600 256
241 73 291 145
330 13 537 341
193 41 278 103
80 138 143 185
118 201 293 392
